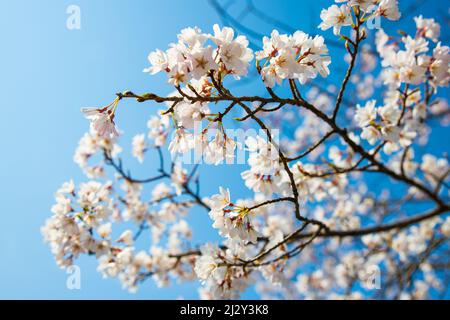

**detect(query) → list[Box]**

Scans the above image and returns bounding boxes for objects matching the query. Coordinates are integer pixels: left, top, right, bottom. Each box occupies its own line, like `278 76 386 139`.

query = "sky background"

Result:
0 0 448 299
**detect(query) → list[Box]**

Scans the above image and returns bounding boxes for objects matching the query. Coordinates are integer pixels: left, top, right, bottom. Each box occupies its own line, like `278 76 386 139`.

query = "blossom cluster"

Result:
144 25 253 84
350 17 449 156
354 99 416 153
208 187 259 244
241 136 288 195
377 20 449 90
319 0 401 38
256 31 331 87
42 175 197 292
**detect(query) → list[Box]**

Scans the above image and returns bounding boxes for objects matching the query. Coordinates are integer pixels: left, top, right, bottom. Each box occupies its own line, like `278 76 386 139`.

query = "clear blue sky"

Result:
0 0 447 299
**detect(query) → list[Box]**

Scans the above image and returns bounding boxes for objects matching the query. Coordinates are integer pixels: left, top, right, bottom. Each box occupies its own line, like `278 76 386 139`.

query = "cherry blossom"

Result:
43 7 450 300
81 107 119 139
132 134 147 163
319 4 352 35
376 0 401 21
415 15 440 42
256 30 331 87
211 24 254 77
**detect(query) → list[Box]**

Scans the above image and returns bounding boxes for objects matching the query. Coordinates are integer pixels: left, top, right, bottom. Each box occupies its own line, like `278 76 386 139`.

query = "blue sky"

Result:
0 0 447 299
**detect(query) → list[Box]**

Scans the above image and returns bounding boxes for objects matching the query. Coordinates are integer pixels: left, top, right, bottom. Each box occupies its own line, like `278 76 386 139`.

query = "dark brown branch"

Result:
294 205 450 239
331 11 363 121
287 130 335 162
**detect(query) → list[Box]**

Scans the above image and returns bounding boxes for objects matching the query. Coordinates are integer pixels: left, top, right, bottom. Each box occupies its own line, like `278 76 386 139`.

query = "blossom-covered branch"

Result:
43 0 450 299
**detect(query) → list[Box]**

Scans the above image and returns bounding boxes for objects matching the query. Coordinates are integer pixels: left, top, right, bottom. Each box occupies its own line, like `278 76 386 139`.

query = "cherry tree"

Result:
42 0 450 299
